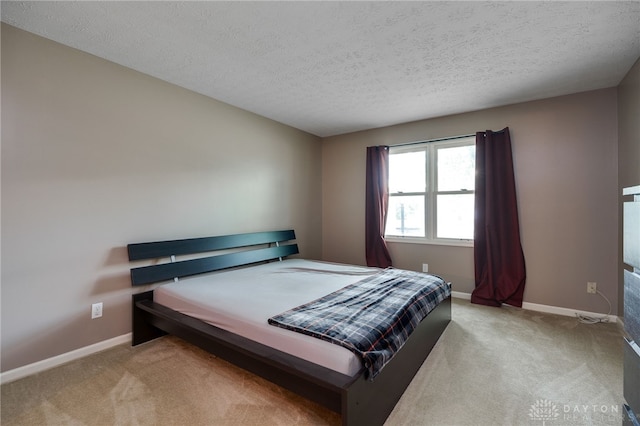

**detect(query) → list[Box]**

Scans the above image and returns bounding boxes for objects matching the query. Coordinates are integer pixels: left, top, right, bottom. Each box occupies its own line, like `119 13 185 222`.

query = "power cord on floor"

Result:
575 290 612 324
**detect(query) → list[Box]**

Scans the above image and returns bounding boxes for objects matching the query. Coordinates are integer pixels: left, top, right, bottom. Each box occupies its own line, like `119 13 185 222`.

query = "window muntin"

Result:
385 137 475 244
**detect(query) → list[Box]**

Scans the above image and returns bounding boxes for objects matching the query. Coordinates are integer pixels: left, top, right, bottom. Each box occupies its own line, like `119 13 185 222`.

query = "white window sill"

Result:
384 236 474 248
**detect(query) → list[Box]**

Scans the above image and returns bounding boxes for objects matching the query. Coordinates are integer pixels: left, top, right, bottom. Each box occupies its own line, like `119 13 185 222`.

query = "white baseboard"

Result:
1 333 131 385
451 291 471 300
451 291 618 323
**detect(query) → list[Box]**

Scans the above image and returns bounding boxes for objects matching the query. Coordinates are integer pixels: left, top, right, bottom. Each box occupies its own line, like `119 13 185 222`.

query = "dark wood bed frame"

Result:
128 230 451 426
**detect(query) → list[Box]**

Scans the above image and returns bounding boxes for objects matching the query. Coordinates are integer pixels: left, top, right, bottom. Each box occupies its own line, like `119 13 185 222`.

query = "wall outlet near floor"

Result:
91 302 103 319
587 282 597 294
422 263 429 273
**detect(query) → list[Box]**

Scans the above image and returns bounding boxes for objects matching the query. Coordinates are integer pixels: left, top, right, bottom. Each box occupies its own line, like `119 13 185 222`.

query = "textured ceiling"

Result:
2 1 639 137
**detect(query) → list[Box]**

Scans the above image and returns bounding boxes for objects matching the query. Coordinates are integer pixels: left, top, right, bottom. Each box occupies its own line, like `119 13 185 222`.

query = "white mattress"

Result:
154 259 381 376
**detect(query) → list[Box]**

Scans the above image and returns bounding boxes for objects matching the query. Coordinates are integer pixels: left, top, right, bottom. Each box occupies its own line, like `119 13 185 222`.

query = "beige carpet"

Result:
1 299 624 425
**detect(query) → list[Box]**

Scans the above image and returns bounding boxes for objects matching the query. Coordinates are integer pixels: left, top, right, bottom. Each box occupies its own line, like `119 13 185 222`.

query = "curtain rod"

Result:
390 133 476 148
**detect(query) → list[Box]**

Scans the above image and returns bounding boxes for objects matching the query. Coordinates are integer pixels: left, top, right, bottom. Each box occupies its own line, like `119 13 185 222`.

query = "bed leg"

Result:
132 291 166 345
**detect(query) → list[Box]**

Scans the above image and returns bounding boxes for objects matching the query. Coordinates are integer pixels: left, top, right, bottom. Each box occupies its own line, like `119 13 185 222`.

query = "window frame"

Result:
384 136 475 247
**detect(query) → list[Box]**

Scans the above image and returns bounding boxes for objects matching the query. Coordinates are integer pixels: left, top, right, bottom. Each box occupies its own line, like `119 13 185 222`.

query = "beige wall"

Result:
1 24 323 372
617 58 640 317
323 89 619 314
618 58 640 191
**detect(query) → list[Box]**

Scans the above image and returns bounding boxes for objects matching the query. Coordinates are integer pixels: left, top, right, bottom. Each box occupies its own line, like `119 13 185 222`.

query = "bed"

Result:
128 230 451 425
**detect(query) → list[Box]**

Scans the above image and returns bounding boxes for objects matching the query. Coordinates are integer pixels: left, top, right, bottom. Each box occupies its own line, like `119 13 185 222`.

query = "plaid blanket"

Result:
268 268 451 379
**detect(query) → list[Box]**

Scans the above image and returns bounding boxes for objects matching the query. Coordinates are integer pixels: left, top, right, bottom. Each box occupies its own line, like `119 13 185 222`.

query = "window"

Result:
385 136 475 245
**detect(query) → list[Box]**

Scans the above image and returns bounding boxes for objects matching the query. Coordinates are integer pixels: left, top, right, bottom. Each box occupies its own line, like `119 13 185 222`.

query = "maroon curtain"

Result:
471 128 526 307
365 146 393 268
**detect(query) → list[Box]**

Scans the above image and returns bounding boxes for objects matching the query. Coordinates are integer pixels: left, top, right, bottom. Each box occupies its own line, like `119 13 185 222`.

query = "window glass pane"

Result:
437 194 474 239
437 145 475 192
385 195 425 237
389 151 425 193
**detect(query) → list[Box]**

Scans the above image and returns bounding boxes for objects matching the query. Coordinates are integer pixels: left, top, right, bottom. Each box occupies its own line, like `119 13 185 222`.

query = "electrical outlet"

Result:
91 302 103 319
587 282 597 294
422 263 429 272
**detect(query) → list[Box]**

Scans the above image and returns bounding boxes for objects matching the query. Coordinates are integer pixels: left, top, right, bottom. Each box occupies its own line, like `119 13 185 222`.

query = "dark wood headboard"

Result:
128 230 298 286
